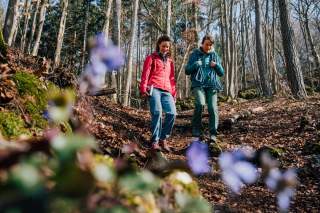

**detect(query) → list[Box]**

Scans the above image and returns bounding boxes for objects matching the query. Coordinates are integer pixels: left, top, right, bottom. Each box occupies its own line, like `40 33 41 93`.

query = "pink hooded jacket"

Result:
139 52 176 97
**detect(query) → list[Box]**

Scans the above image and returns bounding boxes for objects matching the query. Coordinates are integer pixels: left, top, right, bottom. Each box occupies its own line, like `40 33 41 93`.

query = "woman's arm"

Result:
213 55 224 77
139 55 153 94
185 51 200 75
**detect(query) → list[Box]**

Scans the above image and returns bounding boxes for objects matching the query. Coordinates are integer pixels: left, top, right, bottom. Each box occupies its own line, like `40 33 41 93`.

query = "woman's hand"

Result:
140 92 150 98
210 61 216 68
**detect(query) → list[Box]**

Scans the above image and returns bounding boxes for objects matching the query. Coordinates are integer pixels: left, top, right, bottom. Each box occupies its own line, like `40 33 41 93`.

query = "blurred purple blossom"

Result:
278 187 295 212
42 110 50 120
80 33 124 95
186 140 210 175
218 148 258 194
265 168 297 212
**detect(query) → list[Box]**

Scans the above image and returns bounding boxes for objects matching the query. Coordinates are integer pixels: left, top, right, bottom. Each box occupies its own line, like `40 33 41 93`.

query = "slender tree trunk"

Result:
192 2 199 43
254 0 272 96
53 0 69 69
3 0 18 43
222 0 230 95
6 0 21 47
81 0 89 72
228 0 236 98
240 0 246 89
177 44 191 82
20 0 32 52
166 0 171 36
296 2 312 77
32 0 47 56
220 0 226 71
27 0 40 53
278 0 307 98
304 17 320 70
123 0 139 106
206 1 213 34
111 0 121 102
102 0 112 40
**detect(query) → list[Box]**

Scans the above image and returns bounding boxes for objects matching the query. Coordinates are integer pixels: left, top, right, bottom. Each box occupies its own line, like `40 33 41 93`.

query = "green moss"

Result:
13 72 47 109
12 72 59 129
25 100 48 129
238 88 260 99
0 111 29 138
0 30 7 55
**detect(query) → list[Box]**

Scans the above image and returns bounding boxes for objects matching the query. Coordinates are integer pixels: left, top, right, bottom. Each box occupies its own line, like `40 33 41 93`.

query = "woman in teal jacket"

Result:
185 35 224 144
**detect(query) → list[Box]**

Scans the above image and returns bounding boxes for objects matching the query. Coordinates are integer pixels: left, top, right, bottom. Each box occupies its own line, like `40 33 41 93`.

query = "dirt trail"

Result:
89 95 320 212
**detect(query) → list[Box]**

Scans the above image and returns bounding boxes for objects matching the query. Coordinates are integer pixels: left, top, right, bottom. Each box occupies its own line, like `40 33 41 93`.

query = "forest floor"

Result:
82 94 320 212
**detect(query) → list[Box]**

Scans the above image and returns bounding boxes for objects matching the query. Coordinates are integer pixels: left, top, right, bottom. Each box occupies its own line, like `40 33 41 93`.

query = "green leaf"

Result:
119 170 160 195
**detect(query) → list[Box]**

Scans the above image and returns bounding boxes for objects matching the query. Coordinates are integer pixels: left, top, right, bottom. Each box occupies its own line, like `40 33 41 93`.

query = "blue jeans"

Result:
149 88 176 143
192 87 218 139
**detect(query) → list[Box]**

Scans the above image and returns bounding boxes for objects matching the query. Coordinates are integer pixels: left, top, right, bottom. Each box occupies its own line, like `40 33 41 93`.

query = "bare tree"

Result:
20 0 32 52
3 0 19 43
4 0 21 46
123 0 139 106
53 0 69 69
102 0 112 40
27 0 40 54
278 0 307 98
166 0 172 36
32 0 47 56
255 0 272 96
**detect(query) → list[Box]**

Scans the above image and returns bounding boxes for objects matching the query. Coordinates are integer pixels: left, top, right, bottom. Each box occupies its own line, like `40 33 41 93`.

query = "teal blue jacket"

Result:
185 48 224 90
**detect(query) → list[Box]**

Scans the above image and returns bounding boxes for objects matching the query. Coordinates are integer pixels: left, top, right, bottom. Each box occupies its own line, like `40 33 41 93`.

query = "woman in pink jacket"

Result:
140 35 177 152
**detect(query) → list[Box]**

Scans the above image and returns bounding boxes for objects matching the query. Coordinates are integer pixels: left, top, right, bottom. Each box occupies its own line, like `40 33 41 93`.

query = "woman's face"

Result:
202 39 213 53
159 41 170 54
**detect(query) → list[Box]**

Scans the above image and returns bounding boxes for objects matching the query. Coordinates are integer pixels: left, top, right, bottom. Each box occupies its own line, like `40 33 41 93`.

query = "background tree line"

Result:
1 0 319 106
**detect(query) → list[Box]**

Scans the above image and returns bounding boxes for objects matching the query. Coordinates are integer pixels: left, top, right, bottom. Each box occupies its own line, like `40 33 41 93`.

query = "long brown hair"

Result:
156 35 172 56
201 35 214 44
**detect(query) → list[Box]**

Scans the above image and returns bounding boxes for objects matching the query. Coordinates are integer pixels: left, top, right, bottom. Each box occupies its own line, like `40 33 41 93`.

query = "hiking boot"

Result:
151 143 162 152
159 139 171 152
208 140 222 157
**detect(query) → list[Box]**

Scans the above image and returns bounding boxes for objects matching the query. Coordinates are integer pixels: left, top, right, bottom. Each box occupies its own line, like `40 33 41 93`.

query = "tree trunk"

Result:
27 0 40 54
3 0 19 44
166 0 171 36
278 0 307 98
111 0 121 103
222 0 229 95
81 0 89 72
0 30 7 56
20 0 32 52
102 0 112 40
227 0 236 98
53 0 69 69
123 0 139 106
32 0 47 56
240 0 246 90
304 17 320 71
254 0 272 96
192 3 199 44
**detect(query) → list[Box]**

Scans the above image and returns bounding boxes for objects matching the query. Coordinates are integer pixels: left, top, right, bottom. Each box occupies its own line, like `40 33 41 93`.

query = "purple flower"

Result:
219 148 258 194
80 33 124 95
42 110 50 120
186 140 210 175
91 33 124 70
265 168 297 212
